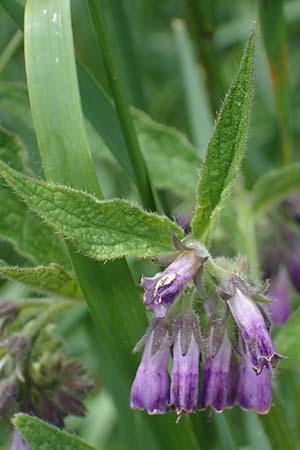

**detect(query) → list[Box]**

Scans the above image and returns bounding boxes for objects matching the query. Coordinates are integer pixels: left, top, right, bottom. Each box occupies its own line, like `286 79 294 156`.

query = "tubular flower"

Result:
170 312 201 414
201 331 237 412
227 289 284 373
268 266 292 325
130 319 171 414
142 249 203 318
237 352 272 414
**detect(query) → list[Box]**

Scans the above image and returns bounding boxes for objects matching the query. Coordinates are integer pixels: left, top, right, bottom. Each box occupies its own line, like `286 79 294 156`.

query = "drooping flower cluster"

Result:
0 298 93 449
130 240 285 417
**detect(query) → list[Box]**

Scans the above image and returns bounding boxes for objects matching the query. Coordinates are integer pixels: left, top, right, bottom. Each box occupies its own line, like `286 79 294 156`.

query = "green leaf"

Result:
0 127 70 267
191 25 256 243
14 413 97 450
274 308 300 369
252 163 300 216
0 161 183 260
0 261 83 299
132 108 199 199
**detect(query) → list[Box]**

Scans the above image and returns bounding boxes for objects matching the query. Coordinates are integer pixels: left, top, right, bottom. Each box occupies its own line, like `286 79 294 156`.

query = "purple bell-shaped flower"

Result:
170 312 201 413
130 319 171 414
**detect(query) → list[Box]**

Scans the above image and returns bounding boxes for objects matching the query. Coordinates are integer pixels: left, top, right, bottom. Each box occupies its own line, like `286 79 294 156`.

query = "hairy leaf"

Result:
0 261 82 299
0 161 183 260
14 414 97 450
191 26 256 242
252 163 300 215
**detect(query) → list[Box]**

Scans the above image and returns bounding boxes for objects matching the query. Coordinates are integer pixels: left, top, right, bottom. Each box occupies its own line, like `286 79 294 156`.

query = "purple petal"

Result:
228 289 284 373
268 267 292 325
200 332 235 412
130 329 170 414
237 354 272 414
142 250 202 317
171 334 200 413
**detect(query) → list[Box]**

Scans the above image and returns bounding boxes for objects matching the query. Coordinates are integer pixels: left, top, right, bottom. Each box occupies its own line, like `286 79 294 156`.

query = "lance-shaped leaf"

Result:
0 261 83 300
191 26 256 243
0 161 183 260
252 163 300 216
14 413 97 450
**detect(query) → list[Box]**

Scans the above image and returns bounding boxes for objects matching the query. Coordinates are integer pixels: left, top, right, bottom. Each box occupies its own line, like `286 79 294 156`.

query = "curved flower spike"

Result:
227 289 284 373
142 249 203 318
237 353 272 414
130 320 171 414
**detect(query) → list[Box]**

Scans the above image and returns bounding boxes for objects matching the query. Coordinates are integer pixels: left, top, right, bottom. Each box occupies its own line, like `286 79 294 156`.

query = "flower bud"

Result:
142 250 203 318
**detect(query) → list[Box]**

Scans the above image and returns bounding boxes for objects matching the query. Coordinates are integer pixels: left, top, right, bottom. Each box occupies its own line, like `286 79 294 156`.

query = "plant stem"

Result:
0 29 23 75
86 0 156 211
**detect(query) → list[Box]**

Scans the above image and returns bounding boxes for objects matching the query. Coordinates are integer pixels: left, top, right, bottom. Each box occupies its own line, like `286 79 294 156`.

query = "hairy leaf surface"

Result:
0 161 183 260
191 26 256 242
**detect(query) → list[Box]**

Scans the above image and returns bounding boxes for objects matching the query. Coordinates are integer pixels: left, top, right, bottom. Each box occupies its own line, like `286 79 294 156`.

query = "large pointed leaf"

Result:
0 161 183 260
191 26 256 243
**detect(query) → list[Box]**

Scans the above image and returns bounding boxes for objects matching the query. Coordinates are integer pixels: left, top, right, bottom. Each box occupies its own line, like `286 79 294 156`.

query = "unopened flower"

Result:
170 312 201 414
142 249 204 318
268 266 291 325
237 353 272 414
10 429 32 450
201 331 237 412
227 289 283 373
130 319 171 414
0 300 19 321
